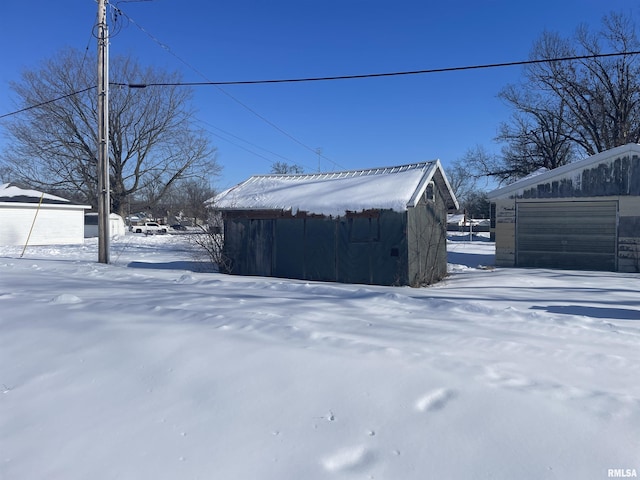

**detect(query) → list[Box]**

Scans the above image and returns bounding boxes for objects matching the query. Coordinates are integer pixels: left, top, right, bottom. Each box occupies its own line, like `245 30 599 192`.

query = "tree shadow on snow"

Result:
530 305 640 321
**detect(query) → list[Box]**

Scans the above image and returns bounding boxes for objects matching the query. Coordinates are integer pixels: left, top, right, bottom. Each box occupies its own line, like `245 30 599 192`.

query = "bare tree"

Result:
0 48 220 215
446 149 492 217
167 179 215 225
496 94 577 182
270 161 304 174
447 154 480 203
495 11 640 179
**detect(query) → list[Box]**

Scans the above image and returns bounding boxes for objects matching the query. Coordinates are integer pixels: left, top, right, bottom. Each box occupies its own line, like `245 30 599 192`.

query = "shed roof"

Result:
210 160 458 217
487 143 640 200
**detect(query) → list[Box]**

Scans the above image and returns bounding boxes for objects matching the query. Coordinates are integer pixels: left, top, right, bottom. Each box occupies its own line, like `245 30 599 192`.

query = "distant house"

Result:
84 213 126 238
0 184 90 246
488 143 640 272
446 213 490 232
209 161 458 286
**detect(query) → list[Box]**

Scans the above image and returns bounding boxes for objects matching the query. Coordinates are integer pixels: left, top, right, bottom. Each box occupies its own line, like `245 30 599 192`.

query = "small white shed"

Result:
84 213 126 238
0 184 90 246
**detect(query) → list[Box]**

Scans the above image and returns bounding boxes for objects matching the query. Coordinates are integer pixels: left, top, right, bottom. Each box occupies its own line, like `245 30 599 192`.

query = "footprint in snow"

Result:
48 294 82 304
321 445 373 473
415 388 456 412
175 274 196 284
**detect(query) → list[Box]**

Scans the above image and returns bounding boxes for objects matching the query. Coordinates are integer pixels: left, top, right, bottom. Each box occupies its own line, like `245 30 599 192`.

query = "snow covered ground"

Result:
1 233 639 479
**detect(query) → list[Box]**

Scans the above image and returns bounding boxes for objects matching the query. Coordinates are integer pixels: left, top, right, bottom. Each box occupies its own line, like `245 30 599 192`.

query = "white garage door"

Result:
516 201 618 271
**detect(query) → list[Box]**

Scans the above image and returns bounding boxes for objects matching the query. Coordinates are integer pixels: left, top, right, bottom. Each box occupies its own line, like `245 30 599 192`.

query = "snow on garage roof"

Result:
487 143 640 200
210 160 458 217
0 183 71 204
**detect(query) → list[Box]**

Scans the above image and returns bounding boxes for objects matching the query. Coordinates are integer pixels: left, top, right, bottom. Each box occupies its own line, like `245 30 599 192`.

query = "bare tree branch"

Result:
0 48 220 216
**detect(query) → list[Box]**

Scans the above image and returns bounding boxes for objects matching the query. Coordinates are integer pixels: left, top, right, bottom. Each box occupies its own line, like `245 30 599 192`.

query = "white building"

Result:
84 213 126 238
0 184 90 246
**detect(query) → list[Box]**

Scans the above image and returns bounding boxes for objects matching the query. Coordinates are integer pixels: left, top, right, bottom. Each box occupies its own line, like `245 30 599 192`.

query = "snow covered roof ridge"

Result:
0 183 71 204
248 161 438 182
211 160 458 217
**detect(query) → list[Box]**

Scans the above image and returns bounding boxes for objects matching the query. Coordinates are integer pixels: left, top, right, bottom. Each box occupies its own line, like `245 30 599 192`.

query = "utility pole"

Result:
315 147 323 173
97 0 110 263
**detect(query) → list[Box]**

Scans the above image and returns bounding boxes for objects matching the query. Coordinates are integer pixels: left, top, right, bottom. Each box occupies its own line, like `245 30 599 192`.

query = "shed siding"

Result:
407 182 449 286
222 210 411 286
305 218 338 281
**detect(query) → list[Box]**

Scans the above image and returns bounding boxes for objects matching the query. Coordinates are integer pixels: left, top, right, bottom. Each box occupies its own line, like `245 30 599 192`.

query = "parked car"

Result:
129 222 167 235
171 224 187 231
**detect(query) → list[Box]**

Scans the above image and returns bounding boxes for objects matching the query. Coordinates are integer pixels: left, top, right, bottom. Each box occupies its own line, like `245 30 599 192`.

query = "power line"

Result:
111 3 343 169
196 118 320 172
111 50 640 87
0 86 96 120
3 50 639 124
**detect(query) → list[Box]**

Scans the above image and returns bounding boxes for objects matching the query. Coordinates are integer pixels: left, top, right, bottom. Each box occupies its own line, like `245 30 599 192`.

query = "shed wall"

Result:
407 177 449 286
222 210 410 286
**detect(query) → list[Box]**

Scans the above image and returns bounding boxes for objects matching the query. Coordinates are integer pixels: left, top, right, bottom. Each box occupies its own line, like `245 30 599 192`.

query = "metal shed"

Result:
209 161 458 286
488 143 640 272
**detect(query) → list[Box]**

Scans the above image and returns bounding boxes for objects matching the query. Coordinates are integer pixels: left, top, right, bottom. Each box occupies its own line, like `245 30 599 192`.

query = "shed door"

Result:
516 201 618 271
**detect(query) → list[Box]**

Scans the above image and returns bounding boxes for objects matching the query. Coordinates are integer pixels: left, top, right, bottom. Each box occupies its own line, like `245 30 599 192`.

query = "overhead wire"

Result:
0 86 96 120
195 117 314 168
109 3 344 171
112 50 640 87
79 9 99 72
3 48 640 134
0 8 99 122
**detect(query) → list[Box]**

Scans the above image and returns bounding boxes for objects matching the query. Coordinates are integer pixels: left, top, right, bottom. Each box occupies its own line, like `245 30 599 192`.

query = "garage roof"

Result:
487 143 640 200
0 183 71 205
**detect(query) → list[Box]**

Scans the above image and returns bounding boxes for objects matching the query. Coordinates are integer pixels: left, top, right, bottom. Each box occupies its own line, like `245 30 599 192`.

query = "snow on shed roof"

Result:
211 160 457 217
0 183 71 204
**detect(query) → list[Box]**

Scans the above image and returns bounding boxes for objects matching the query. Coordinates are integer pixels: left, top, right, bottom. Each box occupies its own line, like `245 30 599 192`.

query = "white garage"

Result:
0 184 90 246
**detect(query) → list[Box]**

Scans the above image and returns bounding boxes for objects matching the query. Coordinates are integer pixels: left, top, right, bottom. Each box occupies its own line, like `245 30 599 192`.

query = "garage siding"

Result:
516 201 618 271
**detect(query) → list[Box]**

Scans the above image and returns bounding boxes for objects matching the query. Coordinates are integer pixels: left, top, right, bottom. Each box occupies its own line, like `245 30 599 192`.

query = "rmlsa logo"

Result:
608 469 638 478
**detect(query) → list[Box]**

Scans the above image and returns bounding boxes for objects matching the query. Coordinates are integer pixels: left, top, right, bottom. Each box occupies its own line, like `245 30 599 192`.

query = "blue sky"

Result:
1 0 638 190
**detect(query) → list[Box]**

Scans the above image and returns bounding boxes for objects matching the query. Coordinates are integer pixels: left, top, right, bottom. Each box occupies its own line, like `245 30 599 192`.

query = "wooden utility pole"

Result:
97 0 110 263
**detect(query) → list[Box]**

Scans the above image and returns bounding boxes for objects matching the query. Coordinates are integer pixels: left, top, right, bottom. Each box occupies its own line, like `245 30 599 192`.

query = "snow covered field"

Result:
1 233 639 479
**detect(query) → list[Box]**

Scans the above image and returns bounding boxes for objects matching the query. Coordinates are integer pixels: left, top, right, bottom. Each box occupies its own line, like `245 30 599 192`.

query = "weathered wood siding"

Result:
221 210 411 286
407 174 449 286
